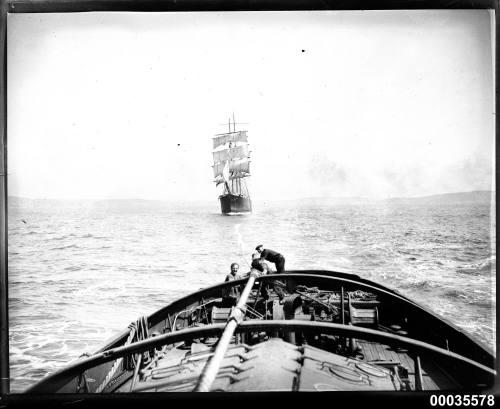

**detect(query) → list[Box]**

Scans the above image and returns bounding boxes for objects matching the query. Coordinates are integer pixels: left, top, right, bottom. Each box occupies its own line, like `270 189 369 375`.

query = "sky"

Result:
7 10 495 202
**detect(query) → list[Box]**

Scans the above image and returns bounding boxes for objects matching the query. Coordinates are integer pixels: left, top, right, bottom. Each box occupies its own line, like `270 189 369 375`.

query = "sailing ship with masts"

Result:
212 116 252 214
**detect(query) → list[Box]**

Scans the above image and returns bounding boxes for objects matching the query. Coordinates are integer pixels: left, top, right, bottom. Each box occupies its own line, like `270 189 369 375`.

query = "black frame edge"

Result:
5 0 498 13
0 0 497 402
0 0 7 397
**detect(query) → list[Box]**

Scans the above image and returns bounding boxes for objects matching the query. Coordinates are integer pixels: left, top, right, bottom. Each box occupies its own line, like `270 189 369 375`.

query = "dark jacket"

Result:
260 248 283 263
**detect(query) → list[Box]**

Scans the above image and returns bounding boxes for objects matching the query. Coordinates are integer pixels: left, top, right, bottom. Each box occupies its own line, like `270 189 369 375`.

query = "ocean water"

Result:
7 198 496 392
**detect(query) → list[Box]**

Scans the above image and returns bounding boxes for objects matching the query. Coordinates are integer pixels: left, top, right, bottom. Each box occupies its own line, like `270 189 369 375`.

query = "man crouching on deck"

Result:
255 245 285 274
254 246 287 301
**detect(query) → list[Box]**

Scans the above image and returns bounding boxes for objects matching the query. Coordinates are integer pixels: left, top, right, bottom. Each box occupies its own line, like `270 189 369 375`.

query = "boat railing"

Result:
171 299 218 332
99 272 493 372
203 273 494 359
26 319 496 394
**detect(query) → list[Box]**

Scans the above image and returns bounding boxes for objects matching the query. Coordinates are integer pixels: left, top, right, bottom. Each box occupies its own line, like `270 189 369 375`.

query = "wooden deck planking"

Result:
358 341 374 358
370 341 382 361
385 346 401 363
361 341 374 360
374 345 385 361
377 343 390 362
360 340 379 361
397 350 413 369
356 340 451 390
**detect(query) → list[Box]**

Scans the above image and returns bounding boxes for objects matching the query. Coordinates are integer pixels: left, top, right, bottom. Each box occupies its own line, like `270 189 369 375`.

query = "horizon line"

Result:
7 189 494 203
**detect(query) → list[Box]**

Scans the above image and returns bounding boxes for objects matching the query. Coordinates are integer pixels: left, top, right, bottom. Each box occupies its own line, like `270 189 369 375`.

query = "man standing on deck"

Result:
255 245 285 274
222 262 242 307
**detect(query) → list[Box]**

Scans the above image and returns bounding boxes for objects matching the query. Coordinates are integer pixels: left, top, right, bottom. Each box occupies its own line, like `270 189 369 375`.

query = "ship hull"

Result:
219 194 252 214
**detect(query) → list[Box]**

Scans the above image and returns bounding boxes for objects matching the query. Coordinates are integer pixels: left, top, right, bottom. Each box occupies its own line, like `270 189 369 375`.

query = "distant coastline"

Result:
382 190 494 205
8 190 495 209
293 190 494 206
257 190 495 206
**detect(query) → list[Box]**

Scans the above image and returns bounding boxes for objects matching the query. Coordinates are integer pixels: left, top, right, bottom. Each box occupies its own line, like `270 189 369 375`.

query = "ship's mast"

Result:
228 113 237 133
228 113 236 193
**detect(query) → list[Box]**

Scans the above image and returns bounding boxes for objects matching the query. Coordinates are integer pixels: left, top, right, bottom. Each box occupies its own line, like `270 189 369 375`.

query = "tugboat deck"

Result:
26 271 495 394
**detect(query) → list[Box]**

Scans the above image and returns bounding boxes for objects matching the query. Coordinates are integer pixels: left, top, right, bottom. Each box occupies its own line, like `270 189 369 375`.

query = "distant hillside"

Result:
264 190 494 207
383 190 494 205
8 190 494 209
7 197 216 211
264 196 376 206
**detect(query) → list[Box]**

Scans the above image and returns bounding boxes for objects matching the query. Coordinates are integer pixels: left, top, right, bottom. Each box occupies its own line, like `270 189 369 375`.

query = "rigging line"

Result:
234 223 251 269
244 304 264 319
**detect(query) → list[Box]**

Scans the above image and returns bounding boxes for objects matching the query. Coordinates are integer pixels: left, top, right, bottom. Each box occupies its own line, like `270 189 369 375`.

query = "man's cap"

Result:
255 244 263 250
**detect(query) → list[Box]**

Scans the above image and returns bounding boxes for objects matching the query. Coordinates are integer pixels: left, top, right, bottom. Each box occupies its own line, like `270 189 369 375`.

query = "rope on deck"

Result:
94 315 148 393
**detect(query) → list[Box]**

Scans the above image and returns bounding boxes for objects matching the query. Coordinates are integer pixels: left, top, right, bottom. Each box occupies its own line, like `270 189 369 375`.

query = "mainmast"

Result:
226 113 237 133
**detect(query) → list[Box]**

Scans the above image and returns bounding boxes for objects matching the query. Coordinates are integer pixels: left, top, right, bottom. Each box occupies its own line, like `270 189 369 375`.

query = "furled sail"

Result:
212 131 248 150
212 145 249 163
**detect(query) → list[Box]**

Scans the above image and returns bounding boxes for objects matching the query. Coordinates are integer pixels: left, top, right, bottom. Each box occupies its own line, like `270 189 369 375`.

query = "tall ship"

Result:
212 116 252 214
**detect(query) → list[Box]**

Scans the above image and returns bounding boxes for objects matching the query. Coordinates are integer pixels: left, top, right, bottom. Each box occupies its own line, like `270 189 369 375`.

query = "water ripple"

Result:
7 200 496 392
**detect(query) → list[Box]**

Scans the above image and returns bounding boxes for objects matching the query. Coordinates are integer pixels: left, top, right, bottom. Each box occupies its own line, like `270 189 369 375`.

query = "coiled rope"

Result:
94 315 149 393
